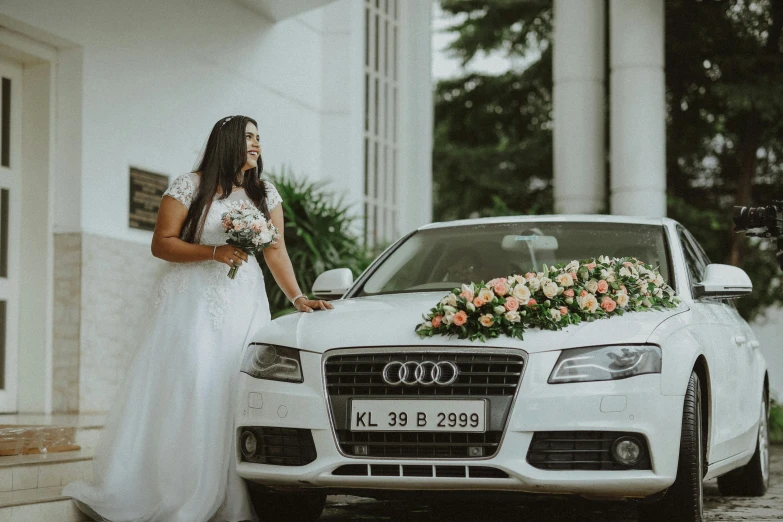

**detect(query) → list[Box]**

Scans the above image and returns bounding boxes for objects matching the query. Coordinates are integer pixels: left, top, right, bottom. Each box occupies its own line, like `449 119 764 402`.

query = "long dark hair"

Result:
180 115 269 243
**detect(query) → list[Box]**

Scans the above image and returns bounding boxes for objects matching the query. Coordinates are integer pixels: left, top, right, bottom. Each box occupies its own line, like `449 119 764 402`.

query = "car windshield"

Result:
358 221 672 296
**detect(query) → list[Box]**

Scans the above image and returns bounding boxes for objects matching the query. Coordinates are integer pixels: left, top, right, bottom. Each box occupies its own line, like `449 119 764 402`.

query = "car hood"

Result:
252 292 690 354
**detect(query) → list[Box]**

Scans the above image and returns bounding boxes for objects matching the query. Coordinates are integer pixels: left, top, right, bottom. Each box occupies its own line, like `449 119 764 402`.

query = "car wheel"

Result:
717 392 770 497
638 371 704 522
245 481 326 522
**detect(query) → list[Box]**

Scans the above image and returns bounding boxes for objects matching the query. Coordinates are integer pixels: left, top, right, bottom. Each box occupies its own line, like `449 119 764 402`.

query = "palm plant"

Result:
260 171 375 317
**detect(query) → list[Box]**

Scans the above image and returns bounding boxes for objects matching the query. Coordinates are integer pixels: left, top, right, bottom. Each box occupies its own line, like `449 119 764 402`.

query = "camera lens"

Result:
733 205 767 230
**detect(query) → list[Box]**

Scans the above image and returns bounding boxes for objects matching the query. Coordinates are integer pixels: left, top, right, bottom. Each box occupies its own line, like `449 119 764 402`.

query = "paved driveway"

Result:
320 444 783 521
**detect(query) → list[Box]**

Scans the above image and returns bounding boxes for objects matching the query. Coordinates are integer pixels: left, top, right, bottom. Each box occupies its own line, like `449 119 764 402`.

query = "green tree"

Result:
435 0 783 321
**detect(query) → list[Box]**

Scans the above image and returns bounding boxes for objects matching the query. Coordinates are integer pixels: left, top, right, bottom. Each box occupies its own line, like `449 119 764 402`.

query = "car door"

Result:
676 226 742 462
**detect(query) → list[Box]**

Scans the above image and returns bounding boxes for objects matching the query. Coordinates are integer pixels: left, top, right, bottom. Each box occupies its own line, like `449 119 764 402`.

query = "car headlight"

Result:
548 344 662 384
240 344 303 383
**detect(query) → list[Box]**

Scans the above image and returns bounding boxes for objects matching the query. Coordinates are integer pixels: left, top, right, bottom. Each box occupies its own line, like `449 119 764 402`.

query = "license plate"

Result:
350 399 486 432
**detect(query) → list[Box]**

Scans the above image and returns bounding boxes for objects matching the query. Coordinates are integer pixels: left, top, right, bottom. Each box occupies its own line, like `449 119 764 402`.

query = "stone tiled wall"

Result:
52 234 82 413
53 233 166 413
78 234 166 413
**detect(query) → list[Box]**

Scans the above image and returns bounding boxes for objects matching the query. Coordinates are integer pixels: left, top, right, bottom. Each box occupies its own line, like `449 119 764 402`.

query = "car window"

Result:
359 222 672 296
677 226 706 285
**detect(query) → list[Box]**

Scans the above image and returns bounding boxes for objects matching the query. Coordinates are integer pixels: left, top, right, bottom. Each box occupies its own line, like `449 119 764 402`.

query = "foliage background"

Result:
433 0 783 322
260 172 374 317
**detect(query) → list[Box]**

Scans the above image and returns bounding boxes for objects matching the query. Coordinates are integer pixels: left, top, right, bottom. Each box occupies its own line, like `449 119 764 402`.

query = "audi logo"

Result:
382 361 460 386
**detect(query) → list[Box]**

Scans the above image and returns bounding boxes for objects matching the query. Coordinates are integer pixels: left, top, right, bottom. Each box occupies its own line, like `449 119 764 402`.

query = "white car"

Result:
233 215 770 522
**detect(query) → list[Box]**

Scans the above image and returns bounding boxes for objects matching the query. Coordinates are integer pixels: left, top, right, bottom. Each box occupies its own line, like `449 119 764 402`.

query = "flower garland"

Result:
414 256 680 342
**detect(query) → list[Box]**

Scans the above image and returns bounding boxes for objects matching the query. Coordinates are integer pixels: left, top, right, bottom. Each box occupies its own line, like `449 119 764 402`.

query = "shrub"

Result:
260 171 375 317
771 400 783 444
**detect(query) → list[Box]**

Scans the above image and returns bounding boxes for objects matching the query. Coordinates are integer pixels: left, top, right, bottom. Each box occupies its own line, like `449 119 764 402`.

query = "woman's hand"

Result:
214 245 248 268
294 297 334 313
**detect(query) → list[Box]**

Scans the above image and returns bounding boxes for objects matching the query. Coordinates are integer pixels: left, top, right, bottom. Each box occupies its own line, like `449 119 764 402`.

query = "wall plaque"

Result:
129 168 169 231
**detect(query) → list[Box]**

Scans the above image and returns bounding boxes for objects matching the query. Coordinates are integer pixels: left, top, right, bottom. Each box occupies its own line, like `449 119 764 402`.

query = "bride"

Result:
63 115 332 522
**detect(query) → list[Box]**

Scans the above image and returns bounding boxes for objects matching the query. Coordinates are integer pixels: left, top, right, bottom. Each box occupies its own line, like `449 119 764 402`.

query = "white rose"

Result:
478 288 495 302
466 302 476 312
565 260 580 272
556 273 574 287
440 293 458 307
653 288 663 298
654 274 664 286
493 306 506 315
577 293 599 313
600 268 616 282
619 266 635 278
543 282 558 299
549 308 562 322
616 293 629 308
443 311 455 325
585 280 598 293
598 255 610 264
512 284 531 302
511 275 526 285
527 278 541 292
541 277 552 286
505 311 521 323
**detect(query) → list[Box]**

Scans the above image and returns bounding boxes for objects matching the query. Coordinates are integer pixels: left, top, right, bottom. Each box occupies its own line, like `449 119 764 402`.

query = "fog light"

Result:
468 446 484 457
240 430 257 458
354 445 368 456
611 436 642 466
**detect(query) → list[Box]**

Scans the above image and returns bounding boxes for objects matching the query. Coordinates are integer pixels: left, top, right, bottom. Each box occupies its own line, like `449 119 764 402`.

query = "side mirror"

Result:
312 268 354 300
692 264 752 299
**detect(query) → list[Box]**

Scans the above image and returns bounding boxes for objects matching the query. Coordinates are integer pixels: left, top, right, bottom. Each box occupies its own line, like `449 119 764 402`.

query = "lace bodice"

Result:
163 173 283 245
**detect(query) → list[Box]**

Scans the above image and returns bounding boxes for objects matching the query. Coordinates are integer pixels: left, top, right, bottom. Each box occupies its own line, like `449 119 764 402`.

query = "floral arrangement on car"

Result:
221 201 279 279
414 256 680 342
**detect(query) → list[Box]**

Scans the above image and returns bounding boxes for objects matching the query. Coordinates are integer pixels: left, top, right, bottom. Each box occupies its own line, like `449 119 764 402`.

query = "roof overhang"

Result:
234 0 340 22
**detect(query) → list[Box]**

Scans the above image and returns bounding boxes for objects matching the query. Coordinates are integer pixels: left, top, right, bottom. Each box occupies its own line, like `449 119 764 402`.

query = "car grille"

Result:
324 350 524 459
335 430 503 458
325 353 524 396
526 431 652 471
332 464 510 479
238 426 317 466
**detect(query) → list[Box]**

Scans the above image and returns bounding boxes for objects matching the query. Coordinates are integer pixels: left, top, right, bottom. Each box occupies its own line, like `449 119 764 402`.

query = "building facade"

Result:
0 0 433 415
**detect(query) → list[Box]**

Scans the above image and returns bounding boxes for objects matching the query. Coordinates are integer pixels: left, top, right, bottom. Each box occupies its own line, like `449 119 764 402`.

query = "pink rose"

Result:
569 272 578 281
504 297 520 311
559 306 568 316
623 261 634 268
586 263 596 270
478 314 495 328
525 272 535 279
527 298 537 308
580 290 588 297
431 315 442 328
597 280 609 294
453 311 468 327
473 297 486 308
493 280 509 296
601 297 617 312
563 289 575 298
459 288 474 301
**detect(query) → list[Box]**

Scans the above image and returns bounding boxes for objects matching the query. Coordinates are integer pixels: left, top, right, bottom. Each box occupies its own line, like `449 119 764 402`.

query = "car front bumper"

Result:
234 349 684 499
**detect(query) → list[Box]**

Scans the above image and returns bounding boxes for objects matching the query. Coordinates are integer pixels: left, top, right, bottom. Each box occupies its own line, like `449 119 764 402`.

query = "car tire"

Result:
717 392 770 497
245 481 326 522
638 371 704 522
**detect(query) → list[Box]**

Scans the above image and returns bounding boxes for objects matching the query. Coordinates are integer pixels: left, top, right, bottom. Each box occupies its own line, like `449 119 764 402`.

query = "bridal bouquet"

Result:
415 256 680 342
221 201 280 279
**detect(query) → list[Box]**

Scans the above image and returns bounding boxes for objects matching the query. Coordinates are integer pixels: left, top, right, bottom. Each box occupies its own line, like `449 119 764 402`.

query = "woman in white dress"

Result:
63 115 332 522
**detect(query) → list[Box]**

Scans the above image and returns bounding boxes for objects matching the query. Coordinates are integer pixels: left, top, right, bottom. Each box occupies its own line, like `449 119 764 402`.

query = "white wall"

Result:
0 0 367 244
751 306 783 401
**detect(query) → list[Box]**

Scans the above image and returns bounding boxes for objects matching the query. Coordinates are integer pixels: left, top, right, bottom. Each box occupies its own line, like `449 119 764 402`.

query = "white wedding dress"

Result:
64 173 281 522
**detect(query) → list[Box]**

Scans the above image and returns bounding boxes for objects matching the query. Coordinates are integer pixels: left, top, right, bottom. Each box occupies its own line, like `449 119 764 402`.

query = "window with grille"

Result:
363 0 400 249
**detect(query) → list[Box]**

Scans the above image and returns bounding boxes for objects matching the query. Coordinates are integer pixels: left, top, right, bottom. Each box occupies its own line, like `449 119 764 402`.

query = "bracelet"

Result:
290 293 307 305
212 245 217 260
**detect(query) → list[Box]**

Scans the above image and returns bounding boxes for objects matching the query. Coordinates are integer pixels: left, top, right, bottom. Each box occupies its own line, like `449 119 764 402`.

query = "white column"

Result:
553 0 605 214
610 0 666 217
